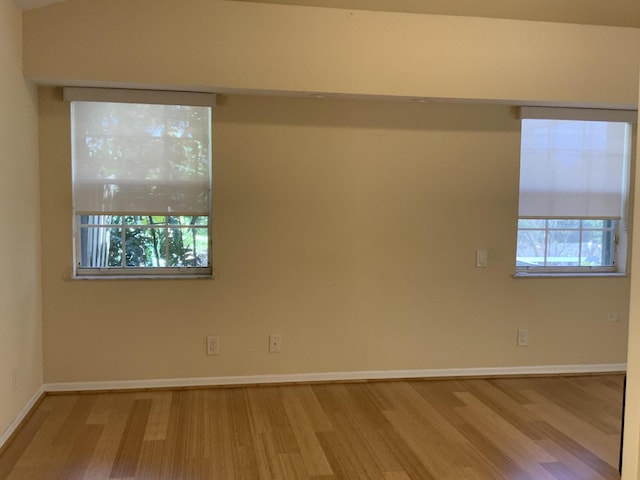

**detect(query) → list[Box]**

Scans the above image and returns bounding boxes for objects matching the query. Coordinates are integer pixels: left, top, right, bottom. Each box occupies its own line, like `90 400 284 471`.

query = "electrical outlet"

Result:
517 329 529 347
269 334 282 353
206 336 220 355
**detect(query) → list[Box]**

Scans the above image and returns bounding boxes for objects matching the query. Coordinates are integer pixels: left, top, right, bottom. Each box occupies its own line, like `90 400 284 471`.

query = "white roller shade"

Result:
518 118 630 219
72 100 211 215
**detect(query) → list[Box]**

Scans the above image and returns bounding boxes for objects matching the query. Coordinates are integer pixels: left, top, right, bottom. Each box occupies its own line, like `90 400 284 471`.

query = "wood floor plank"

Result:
227 388 261 479
184 390 208 461
383 408 469 479
455 390 557 464
281 385 333 433
53 395 97 446
534 420 620 479
9 396 81 478
487 378 537 406
278 452 311 480
253 431 282 479
316 430 366 480
313 384 392 478
246 387 299 456
532 378 621 434
523 389 620 465
281 393 333 476
203 389 235 479
137 439 165 480
82 394 135 480
336 385 403 474
460 379 544 440
392 381 469 444
57 424 103 480
110 398 152 478
540 461 577 480
454 391 559 479
0 374 625 479
383 471 412 480
0 409 50 479
137 391 172 442
456 421 534 480
535 438 612 480
161 390 192 479
376 424 439 480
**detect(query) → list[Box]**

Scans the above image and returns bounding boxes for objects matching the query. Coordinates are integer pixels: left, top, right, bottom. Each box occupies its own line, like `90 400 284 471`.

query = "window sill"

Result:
513 272 627 279
71 274 214 281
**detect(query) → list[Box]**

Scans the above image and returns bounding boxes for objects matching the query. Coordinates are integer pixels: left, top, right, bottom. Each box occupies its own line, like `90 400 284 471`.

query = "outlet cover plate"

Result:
269 334 282 353
517 329 529 347
206 336 220 355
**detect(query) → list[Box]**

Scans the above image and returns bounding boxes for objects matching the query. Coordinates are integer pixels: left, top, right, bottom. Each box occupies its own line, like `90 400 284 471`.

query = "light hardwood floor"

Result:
0 374 624 479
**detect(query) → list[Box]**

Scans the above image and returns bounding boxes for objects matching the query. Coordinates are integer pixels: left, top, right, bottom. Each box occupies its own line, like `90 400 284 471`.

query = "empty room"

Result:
1 0 640 478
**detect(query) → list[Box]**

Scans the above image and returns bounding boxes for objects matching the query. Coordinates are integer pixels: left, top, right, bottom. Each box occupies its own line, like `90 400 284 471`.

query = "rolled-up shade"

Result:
72 100 211 215
518 118 630 219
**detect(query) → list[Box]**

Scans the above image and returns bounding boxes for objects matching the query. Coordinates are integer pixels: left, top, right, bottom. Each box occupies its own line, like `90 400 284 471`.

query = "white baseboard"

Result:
44 363 627 393
0 385 45 451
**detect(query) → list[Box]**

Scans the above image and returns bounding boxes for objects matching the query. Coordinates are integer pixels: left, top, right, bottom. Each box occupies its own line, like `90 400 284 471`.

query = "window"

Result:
517 219 616 268
66 88 214 278
516 107 635 275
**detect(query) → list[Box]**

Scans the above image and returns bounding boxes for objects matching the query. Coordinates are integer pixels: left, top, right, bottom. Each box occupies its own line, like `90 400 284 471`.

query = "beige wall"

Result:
0 0 43 440
24 0 640 109
39 89 631 383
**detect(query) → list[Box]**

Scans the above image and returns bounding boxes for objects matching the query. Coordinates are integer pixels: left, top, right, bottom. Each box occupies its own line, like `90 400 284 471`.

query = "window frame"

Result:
515 107 636 277
66 88 215 279
74 214 212 278
516 217 618 274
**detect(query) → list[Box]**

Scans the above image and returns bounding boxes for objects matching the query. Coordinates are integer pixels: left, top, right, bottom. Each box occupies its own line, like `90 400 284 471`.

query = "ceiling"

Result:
13 0 640 27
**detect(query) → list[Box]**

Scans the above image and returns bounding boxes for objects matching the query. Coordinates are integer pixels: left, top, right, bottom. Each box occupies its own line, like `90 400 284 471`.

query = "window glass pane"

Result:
581 230 605 266
581 219 605 229
168 227 209 267
79 227 122 267
168 215 208 226
517 229 546 266
125 227 165 267
518 219 546 229
79 215 122 226
124 215 168 226
548 219 580 229
546 230 580 266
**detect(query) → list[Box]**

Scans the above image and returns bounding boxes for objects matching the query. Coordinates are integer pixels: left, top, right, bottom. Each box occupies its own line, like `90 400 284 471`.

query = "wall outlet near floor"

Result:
517 329 529 347
206 336 220 355
269 334 282 353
